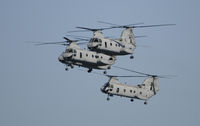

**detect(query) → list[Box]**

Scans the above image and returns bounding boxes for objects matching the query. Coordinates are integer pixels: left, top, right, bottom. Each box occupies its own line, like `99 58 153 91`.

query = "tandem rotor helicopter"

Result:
30 37 116 74
91 66 174 105
69 21 175 59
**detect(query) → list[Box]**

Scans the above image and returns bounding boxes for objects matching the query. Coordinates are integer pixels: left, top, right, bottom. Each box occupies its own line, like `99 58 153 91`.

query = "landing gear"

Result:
65 67 68 71
107 94 110 101
88 68 92 73
103 71 107 74
130 99 134 102
144 101 147 105
130 55 134 59
70 65 74 69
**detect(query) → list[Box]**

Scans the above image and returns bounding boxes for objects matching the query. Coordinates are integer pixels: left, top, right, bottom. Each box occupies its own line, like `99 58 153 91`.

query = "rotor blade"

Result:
26 41 67 46
76 26 114 31
67 30 89 33
110 23 176 29
126 22 144 26
98 21 144 27
73 37 90 41
135 35 147 38
107 75 147 78
76 42 88 45
66 34 91 39
132 24 176 28
76 27 94 31
97 21 119 26
63 37 80 43
113 66 151 76
63 37 72 42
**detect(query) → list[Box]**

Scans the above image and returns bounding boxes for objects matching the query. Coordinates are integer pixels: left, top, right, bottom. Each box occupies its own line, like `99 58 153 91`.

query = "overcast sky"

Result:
1 0 200 126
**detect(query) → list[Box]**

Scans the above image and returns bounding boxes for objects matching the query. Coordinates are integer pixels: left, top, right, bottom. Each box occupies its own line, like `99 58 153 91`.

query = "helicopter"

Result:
30 37 117 73
70 22 175 59
100 66 172 104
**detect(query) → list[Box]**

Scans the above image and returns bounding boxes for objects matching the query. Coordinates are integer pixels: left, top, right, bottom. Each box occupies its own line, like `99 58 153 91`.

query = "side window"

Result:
109 57 113 60
86 54 88 57
105 42 107 48
124 89 126 92
80 52 82 58
116 88 119 93
130 90 132 93
95 55 99 58
92 55 94 58
110 43 112 46
73 50 76 57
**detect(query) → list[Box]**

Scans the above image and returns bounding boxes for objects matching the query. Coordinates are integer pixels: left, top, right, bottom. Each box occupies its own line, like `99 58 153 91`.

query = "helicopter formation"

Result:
31 21 175 104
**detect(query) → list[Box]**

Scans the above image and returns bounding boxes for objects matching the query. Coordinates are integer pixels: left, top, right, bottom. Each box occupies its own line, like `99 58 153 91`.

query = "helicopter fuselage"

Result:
101 77 159 102
88 37 135 56
58 43 116 70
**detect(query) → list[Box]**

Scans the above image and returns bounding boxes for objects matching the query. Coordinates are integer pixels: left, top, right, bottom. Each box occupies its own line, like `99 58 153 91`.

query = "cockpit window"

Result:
89 38 93 42
89 38 102 43
66 49 77 54
94 38 98 42
66 49 73 53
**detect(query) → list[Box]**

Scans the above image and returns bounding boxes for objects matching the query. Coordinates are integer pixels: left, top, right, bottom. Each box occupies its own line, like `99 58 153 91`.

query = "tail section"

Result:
120 28 135 45
143 77 159 92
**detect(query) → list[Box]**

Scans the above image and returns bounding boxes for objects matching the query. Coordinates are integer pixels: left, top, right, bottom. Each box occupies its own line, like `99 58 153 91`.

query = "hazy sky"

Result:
1 0 200 126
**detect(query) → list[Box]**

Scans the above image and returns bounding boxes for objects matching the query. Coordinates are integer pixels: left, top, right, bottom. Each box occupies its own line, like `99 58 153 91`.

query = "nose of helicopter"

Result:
58 55 64 63
100 86 106 93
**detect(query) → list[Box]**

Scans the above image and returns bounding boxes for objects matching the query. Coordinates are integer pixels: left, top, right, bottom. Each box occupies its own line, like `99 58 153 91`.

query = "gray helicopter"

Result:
31 37 117 73
70 22 175 59
100 66 172 104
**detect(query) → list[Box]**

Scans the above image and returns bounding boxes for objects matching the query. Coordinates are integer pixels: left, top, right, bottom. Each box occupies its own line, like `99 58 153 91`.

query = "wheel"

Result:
70 65 74 69
88 69 92 73
103 71 107 74
107 97 110 101
130 99 134 102
65 68 68 71
144 101 147 105
130 55 134 59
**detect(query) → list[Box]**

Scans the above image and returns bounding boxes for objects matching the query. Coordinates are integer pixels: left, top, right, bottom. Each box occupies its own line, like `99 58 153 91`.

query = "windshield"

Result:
89 38 102 43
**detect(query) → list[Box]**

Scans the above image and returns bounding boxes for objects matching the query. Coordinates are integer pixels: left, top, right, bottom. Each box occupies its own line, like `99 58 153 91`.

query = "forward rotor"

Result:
27 37 88 46
68 26 114 33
